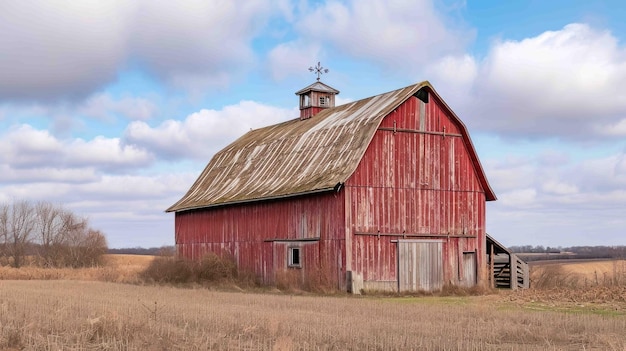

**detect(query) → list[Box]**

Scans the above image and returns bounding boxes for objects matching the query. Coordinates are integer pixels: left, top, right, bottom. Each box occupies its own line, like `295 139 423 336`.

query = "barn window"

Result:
288 247 301 268
319 96 328 107
301 94 311 108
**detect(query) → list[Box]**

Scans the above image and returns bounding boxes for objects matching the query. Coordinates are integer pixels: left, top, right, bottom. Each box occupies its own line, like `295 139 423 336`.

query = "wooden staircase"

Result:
493 254 529 289
487 234 529 289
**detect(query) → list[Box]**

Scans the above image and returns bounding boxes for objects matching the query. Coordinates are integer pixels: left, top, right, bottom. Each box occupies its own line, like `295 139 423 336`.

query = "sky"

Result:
1 0 625 249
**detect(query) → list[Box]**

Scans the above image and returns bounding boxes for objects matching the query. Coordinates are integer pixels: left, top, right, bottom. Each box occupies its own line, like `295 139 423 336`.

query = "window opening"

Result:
288 247 301 267
301 94 311 108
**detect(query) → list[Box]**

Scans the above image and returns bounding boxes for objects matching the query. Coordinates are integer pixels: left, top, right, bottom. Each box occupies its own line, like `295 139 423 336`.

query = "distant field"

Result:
531 259 626 288
103 253 155 272
0 254 155 282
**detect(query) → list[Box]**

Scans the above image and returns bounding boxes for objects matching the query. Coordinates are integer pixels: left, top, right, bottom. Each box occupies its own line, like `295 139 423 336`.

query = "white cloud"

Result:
483 148 626 245
486 149 626 206
130 1 273 92
75 174 183 200
267 41 323 80
67 137 153 170
0 125 153 172
295 0 471 70
483 156 536 193
0 182 72 203
595 119 626 137
0 125 63 167
124 101 297 160
426 54 477 107
0 1 131 101
429 23 626 141
0 165 98 184
79 94 157 121
498 188 537 208
572 153 626 192
0 1 276 101
541 181 578 195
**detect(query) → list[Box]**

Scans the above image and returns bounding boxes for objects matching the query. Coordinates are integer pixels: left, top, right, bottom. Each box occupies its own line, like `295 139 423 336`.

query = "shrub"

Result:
140 257 194 284
532 265 581 289
196 253 237 282
140 253 239 286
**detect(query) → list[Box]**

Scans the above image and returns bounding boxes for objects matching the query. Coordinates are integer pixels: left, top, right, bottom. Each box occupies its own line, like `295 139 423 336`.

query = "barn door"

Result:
397 240 443 292
460 251 476 287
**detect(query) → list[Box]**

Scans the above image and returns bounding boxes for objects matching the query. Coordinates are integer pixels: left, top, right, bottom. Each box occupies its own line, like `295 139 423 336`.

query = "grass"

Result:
0 256 625 349
0 280 625 350
531 259 626 288
0 254 153 283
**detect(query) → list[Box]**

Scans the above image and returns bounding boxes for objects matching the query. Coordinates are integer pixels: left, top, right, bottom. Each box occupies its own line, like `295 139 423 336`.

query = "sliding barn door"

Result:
397 240 443 292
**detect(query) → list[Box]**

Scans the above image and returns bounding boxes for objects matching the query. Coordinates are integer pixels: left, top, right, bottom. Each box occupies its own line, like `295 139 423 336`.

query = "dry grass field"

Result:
1 280 625 350
0 256 624 350
531 259 626 288
0 254 154 283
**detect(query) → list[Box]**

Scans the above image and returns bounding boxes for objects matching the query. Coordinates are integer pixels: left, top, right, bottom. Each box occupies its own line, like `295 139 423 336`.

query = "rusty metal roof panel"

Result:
167 82 426 212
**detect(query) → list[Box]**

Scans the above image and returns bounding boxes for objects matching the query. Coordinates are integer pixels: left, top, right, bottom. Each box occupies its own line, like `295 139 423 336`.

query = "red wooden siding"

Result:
175 191 346 289
345 95 487 289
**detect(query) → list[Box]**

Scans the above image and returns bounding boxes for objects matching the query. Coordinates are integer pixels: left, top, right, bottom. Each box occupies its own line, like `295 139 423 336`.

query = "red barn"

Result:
167 80 497 292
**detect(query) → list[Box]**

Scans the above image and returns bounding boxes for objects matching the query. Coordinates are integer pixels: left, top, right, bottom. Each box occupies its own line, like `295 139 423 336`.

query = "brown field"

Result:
0 254 155 283
0 256 624 350
531 259 626 288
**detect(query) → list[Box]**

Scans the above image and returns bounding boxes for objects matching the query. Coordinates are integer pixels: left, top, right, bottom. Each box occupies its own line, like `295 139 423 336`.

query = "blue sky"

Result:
1 0 625 248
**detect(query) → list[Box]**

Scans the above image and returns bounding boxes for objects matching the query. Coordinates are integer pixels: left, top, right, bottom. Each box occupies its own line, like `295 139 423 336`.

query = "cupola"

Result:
295 62 339 120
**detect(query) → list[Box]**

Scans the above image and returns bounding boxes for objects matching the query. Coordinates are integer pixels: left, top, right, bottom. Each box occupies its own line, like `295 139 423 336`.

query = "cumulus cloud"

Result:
429 23 626 141
267 41 323 80
488 149 626 207
0 165 98 184
0 0 276 102
0 1 131 101
484 148 626 246
124 101 297 160
130 1 272 91
67 137 154 171
79 94 157 121
0 125 153 173
293 0 471 70
0 125 63 168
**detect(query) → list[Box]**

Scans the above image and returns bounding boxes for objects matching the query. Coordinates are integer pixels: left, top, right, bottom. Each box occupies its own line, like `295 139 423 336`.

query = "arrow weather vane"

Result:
309 61 328 81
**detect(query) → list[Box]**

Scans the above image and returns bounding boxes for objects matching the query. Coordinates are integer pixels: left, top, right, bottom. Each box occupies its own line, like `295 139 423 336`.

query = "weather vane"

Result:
309 62 328 81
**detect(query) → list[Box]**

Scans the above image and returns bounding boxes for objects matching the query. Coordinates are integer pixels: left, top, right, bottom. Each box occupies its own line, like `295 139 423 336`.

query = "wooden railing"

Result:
493 254 529 289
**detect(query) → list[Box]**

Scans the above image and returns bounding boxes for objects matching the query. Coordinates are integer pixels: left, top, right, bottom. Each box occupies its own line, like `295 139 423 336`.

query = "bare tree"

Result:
61 219 107 267
0 203 9 261
0 199 108 268
34 202 76 266
7 200 36 267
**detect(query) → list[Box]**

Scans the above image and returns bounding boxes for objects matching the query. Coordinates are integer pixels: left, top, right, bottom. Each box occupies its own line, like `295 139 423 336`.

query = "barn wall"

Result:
345 94 487 290
175 191 346 290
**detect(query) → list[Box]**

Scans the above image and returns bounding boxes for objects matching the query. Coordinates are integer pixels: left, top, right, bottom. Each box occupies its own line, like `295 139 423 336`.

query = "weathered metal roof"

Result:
167 81 495 213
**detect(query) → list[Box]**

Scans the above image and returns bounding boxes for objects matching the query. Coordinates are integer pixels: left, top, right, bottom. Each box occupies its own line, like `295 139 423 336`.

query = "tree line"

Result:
0 199 107 268
510 244 626 260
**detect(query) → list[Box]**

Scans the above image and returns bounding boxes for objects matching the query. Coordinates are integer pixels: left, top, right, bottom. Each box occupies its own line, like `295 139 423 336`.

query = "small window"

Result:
319 96 328 106
301 94 311 108
288 247 301 268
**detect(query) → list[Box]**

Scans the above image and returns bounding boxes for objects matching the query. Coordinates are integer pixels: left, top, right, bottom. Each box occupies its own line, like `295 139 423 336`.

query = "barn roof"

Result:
167 81 496 213
295 81 340 95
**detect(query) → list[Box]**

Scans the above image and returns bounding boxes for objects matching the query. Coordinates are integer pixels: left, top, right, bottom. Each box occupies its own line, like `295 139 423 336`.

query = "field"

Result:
531 259 626 288
0 257 624 350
